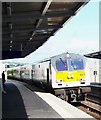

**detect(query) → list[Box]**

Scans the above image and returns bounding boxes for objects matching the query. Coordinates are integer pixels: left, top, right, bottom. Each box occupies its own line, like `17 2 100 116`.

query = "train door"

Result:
47 68 49 85
31 69 33 80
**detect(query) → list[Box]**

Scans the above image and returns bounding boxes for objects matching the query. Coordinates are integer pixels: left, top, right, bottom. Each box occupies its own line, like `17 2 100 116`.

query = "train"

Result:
8 52 91 102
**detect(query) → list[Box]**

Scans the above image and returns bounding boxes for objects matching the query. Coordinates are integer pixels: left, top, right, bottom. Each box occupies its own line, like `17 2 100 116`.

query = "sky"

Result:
4 0 100 64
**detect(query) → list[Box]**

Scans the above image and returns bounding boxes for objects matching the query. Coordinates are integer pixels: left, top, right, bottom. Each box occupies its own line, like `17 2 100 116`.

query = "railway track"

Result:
86 97 101 105
86 93 101 105
73 100 101 120
76 83 101 119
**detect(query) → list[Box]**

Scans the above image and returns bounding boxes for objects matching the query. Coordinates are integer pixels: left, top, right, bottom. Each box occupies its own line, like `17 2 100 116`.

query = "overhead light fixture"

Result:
30 37 32 40
9 23 12 29
43 31 47 34
29 37 32 42
10 34 13 38
10 40 12 43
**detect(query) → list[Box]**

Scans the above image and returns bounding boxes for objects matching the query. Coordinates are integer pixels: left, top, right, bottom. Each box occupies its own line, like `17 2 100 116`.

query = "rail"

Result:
72 101 101 120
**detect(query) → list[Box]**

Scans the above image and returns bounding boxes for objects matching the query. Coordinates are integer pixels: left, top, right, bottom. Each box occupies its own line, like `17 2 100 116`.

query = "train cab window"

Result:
56 58 68 71
70 59 84 70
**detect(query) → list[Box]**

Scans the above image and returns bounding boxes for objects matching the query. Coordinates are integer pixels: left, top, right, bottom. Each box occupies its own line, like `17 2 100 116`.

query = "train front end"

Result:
51 53 90 102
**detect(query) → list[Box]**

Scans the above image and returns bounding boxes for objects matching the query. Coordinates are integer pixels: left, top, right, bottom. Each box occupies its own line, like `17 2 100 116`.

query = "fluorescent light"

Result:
10 40 13 43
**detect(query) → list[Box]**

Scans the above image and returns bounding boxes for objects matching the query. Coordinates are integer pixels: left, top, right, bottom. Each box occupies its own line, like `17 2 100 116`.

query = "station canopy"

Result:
84 51 101 59
2 1 89 59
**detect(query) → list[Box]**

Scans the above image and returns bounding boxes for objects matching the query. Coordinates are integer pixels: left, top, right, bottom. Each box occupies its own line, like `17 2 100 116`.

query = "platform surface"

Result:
2 80 93 119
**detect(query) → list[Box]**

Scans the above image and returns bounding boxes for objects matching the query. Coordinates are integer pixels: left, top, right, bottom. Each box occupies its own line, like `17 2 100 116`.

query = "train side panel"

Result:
21 65 32 80
32 61 52 85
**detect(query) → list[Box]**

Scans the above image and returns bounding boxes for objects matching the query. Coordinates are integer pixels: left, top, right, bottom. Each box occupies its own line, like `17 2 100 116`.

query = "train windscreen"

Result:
70 58 84 70
56 58 68 71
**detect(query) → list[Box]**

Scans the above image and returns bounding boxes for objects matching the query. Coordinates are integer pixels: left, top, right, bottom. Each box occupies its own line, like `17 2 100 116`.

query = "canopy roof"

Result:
84 51 101 59
2 1 89 59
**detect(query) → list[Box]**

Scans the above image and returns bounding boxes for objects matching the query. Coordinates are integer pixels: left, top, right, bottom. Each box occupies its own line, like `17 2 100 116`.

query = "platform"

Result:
2 80 93 119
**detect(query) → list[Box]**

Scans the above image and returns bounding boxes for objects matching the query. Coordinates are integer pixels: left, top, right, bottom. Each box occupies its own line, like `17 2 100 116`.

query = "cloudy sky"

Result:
4 0 100 64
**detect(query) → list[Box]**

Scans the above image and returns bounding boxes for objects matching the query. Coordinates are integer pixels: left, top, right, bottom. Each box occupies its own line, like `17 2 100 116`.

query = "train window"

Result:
56 58 68 71
70 59 84 70
93 71 97 75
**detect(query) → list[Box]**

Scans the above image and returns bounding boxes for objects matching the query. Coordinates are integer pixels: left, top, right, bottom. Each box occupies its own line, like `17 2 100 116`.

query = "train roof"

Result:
36 52 83 63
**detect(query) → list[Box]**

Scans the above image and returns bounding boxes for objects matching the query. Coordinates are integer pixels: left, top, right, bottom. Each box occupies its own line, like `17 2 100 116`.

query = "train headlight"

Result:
67 74 74 79
56 80 62 83
80 78 85 82
80 78 85 84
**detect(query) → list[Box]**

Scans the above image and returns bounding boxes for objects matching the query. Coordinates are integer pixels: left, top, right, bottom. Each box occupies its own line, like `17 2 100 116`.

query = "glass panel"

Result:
56 58 68 71
70 59 84 70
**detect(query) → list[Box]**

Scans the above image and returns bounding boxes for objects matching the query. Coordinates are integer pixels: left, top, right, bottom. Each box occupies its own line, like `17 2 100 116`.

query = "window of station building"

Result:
56 58 68 71
70 58 84 70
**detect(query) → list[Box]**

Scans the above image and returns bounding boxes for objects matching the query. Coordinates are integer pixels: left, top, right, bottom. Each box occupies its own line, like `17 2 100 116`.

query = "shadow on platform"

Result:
2 83 28 119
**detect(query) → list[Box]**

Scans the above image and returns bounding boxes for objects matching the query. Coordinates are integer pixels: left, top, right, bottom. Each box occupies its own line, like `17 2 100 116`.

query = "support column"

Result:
99 1 101 83
0 1 2 120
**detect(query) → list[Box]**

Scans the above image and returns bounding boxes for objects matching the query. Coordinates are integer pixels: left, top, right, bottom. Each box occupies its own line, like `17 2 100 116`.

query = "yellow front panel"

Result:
56 70 85 82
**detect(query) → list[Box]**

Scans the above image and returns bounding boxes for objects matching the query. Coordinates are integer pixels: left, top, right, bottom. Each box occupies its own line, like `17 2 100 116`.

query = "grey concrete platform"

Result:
2 80 94 120
2 80 62 119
